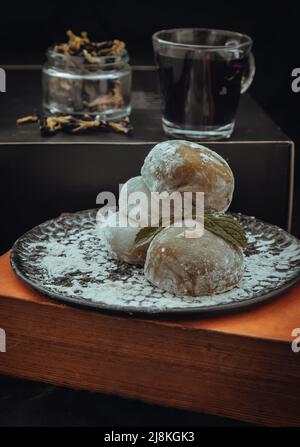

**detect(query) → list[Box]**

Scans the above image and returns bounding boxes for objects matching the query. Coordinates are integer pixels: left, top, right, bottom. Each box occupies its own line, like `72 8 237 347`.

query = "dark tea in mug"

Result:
153 29 255 140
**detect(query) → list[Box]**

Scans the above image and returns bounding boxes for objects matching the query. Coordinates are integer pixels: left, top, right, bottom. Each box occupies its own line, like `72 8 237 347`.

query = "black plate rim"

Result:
10 209 300 317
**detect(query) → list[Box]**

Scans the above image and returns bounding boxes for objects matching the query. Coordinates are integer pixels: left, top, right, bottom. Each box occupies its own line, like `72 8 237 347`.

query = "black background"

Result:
1 0 299 231
0 0 298 137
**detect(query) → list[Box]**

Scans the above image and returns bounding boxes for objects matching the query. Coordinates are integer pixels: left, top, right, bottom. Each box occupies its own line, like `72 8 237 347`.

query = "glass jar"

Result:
42 48 132 120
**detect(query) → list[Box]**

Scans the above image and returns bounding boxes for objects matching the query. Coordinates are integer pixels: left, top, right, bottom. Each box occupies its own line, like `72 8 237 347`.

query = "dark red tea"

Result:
156 53 247 129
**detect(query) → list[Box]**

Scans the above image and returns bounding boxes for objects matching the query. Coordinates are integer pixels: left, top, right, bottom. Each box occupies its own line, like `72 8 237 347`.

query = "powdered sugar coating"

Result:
101 211 146 264
119 176 152 227
145 227 244 296
101 177 152 264
141 140 234 212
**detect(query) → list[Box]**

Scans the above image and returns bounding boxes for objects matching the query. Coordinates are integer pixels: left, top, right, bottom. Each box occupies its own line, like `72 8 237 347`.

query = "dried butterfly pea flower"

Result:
52 31 126 60
17 114 133 136
83 49 100 64
70 119 103 133
38 115 72 136
83 80 125 112
107 118 132 134
16 115 39 125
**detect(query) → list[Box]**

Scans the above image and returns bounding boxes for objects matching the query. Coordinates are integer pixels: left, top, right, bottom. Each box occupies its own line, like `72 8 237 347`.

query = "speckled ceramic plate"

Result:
10 209 300 315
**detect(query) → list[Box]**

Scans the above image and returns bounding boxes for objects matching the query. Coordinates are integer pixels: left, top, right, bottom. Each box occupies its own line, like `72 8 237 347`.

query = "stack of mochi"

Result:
102 140 246 297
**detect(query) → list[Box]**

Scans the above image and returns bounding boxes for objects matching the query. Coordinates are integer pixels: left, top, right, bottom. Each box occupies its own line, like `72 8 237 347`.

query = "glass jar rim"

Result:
46 47 129 67
152 28 253 50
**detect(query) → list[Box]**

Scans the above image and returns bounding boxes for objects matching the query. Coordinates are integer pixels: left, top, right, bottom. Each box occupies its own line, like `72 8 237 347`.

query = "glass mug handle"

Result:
241 52 255 94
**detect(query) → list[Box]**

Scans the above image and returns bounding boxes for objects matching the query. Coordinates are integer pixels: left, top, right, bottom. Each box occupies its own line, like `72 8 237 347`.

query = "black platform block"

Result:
0 67 294 254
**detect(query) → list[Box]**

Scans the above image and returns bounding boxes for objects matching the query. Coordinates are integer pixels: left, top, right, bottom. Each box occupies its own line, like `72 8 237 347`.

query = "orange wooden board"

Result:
1 250 300 342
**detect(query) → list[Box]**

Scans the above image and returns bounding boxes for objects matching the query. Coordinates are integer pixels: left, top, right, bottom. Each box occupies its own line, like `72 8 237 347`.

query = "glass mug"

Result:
153 28 255 140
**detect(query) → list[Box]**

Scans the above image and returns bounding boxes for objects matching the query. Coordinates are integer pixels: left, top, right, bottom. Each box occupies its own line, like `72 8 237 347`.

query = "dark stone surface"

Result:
0 69 290 143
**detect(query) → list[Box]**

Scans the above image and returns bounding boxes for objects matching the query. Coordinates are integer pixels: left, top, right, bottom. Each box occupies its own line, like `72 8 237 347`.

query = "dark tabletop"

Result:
0 375 251 427
0 68 290 144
